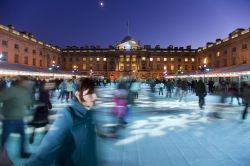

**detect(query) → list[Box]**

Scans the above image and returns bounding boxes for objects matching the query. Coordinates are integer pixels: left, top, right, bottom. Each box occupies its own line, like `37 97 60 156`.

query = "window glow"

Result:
83 64 86 70
217 51 220 57
150 57 153 61
203 57 207 64
125 43 131 49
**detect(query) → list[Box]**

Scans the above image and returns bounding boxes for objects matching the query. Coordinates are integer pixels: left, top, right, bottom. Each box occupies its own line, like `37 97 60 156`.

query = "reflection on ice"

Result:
115 112 209 146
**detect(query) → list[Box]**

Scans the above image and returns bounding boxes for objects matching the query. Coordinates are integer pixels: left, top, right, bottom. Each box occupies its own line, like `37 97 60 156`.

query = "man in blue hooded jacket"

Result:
25 77 98 166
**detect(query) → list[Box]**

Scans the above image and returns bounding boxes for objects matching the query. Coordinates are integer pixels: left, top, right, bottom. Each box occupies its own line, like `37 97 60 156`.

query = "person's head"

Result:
74 77 97 108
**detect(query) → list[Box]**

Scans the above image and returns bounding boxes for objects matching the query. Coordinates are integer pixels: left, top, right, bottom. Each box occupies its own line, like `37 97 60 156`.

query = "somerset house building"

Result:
0 23 250 80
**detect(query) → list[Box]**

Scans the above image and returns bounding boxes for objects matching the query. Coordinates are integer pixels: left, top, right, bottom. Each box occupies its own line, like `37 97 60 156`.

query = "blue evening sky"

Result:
0 0 250 48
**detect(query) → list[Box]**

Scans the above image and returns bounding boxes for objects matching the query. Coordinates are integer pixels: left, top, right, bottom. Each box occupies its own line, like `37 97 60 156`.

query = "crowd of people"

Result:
0 75 250 165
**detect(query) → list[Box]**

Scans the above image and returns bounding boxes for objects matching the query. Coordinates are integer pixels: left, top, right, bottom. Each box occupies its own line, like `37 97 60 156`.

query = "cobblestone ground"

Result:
1 84 250 166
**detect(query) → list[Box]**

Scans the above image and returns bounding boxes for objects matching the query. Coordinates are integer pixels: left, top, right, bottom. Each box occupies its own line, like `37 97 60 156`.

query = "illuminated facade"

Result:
197 28 250 69
0 25 61 69
62 36 197 79
0 23 250 79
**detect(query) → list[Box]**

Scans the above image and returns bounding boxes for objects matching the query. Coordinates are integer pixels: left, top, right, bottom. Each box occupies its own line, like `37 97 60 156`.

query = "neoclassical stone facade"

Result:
197 28 250 69
0 25 61 69
0 23 249 79
61 36 197 79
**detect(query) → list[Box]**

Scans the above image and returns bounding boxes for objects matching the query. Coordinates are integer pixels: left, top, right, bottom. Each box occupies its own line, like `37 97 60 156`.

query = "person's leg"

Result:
17 120 26 155
1 120 12 149
70 91 73 99
230 94 233 104
58 90 62 100
201 97 205 107
61 90 65 102
183 90 187 102
198 96 201 108
242 103 248 120
236 94 241 105
199 96 204 108
29 127 35 144
66 91 69 102
179 90 183 101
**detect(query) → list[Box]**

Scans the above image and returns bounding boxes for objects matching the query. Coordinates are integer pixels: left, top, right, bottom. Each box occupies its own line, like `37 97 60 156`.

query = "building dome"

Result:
117 35 140 50
121 35 135 43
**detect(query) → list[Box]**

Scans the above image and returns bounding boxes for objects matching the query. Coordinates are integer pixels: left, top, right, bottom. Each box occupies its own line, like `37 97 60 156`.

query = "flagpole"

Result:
127 20 130 36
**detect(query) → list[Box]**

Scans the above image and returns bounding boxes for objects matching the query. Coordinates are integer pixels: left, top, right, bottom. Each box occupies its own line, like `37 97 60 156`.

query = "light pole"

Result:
199 64 210 82
72 65 79 76
49 60 60 78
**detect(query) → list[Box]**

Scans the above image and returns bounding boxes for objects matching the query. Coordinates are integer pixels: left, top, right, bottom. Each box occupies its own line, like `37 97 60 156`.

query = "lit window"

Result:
150 57 153 61
185 58 188 62
164 66 167 70
171 58 174 62
142 57 146 61
89 58 93 61
126 57 130 62
191 58 195 62
83 64 86 70
171 65 174 71
120 64 124 70
97 57 100 61
217 51 220 57
120 57 124 62
203 57 207 64
132 64 137 71
157 58 160 61
164 58 167 61
132 57 136 62
82 58 86 61
103 58 106 61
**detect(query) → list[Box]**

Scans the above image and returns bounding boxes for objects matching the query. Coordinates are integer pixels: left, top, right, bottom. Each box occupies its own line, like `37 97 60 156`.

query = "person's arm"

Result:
25 110 72 166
